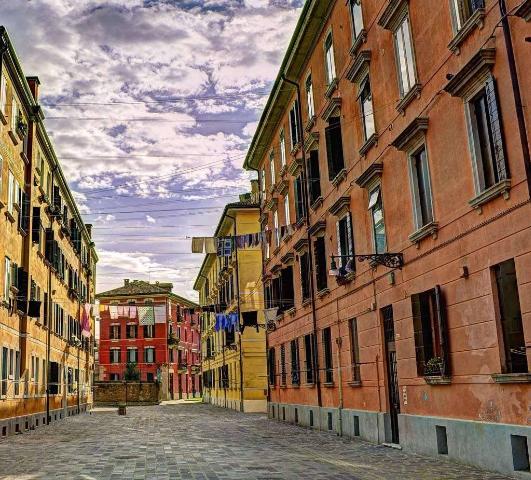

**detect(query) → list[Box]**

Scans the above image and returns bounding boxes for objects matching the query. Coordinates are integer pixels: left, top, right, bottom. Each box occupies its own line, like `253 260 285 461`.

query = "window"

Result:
451 0 484 31
324 33 336 85
126 324 137 339
280 344 286 386
290 339 300 385
467 77 508 192
325 117 345 180
411 285 450 376
289 101 301 149
4 257 11 300
144 324 154 338
280 130 286 167
304 333 315 384
7 171 15 214
268 348 276 386
10 98 18 132
269 150 276 185
273 210 280 249
1 347 7 396
144 347 155 363
110 349 121 364
306 75 315 119
260 168 266 198
359 76 375 141
110 373 120 381
349 0 364 40
109 325 120 340
368 186 386 254
284 194 290 226
409 145 434 229
492 259 526 374
349 319 361 381
127 348 138 364
336 214 354 270
394 15 417 97
67 367 74 394
307 150 321 206
294 175 305 223
279 266 295 313
49 361 59 394
146 372 154 382
323 327 333 383
314 237 328 292
300 252 311 302
0 73 6 115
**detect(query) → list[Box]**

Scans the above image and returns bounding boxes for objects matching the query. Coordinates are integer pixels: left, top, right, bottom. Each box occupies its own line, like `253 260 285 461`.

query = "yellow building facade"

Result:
0 27 97 436
194 191 267 413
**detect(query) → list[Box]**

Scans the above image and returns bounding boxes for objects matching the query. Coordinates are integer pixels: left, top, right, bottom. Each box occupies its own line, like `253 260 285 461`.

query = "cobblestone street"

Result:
0 403 511 479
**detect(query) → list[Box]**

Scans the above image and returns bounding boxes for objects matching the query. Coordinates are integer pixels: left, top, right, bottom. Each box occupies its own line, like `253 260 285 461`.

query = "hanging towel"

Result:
191 237 205 253
82 303 91 337
241 310 259 333
117 306 125 317
154 305 167 323
109 305 119 320
264 308 278 323
27 301 41 318
214 313 224 332
205 237 217 254
138 306 155 325
128 306 137 319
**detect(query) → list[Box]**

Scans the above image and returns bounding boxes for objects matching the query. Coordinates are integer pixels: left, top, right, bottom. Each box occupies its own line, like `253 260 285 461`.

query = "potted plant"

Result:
424 356 444 376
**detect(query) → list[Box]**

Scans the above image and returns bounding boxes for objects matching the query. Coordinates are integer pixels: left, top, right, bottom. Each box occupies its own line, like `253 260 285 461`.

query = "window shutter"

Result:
434 285 450 376
20 191 30 233
471 0 485 10
32 207 41 244
45 229 54 262
53 185 61 211
336 220 341 258
411 293 425 376
485 76 508 181
325 124 336 180
346 213 354 257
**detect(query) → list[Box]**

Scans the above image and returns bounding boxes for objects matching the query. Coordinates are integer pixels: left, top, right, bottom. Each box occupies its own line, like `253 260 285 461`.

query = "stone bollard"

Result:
118 403 127 415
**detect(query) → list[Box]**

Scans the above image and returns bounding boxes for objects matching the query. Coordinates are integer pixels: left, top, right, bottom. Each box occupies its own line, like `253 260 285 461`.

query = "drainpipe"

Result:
281 74 322 426
498 0 531 197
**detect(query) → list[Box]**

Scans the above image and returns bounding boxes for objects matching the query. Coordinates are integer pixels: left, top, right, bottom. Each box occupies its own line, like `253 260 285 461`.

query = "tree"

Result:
124 362 140 381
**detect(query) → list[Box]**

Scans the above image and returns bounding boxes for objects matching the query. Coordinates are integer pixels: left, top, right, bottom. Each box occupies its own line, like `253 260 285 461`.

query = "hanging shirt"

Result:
204 237 217 254
154 305 167 324
109 305 119 320
129 306 137 319
191 237 205 254
82 303 91 338
138 306 155 325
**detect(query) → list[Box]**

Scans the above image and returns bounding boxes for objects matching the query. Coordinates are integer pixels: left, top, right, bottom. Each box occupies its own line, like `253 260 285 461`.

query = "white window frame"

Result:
393 14 417 97
336 213 354 269
10 97 18 132
450 0 483 32
273 210 280 248
408 143 434 230
359 75 376 141
7 171 14 214
368 185 387 254
0 73 6 116
145 347 155 363
280 130 286 167
4 257 11 300
349 0 364 40
284 194 290 226
306 74 315 119
110 348 120 363
269 150 276 185
324 32 337 85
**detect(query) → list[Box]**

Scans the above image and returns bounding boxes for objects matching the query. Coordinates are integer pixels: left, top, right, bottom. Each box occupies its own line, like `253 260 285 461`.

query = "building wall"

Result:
0 28 97 434
248 0 530 476
93 381 159 405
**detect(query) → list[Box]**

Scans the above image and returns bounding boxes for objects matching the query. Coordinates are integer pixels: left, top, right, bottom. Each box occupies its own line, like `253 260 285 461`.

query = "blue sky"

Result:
1 0 303 300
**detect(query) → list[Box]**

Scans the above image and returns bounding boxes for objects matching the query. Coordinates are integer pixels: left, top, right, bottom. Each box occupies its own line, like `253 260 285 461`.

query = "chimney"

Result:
124 279 130 286
26 76 40 102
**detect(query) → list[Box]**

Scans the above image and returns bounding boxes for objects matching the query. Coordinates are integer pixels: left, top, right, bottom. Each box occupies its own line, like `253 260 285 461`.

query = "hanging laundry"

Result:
82 303 91 337
109 305 119 320
217 237 232 257
214 313 225 332
227 312 239 332
27 301 41 318
129 306 137 319
99 304 108 313
264 308 278 323
191 237 205 254
117 306 125 317
205 237 217 254
138 305 155 325
241 310 259 333
236 235 246 249
154 305 167 324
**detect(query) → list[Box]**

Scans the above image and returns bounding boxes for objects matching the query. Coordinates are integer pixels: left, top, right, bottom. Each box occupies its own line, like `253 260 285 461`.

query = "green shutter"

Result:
411 293 425 376
485 76 508 181
434 285 450 376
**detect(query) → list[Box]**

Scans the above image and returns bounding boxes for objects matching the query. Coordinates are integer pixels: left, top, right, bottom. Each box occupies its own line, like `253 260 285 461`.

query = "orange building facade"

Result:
244 0 530 475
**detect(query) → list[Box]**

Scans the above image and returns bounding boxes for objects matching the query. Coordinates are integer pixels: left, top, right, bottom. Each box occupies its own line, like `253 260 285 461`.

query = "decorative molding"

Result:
328 196 351 217
331 168 347 187
304 131 319 151
321 97 341 122
324 77 338 99
492 373 531 384
378 0 409 31
346 50 371 85
316 287 330 298
270 263 282 274
444 48 496 97
308 220 326 237
276 179 289 196
355 162 383 188
305 115 316 133
349 30 367 57
396 83 422 114
448 8 485 54
391 117 429 151
359 133 378 157
288 158 303 177
408 221 438 244
293 238 308 253
469 179 511 210
310 196 323 212
424 376 452 385
280 251 295 265
265 197 278 212
514 0 531 21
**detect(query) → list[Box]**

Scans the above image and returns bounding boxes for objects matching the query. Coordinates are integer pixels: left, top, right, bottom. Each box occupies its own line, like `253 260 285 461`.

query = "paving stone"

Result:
0 403 511 479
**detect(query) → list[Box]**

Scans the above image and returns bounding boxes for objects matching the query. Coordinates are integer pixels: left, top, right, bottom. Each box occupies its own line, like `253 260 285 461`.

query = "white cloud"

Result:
146 215 156 224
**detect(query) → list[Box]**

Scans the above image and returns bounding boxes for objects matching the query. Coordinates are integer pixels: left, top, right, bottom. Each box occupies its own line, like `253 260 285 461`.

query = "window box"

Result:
491 373 531 384
408 221 438 244
396 83 422 114
448 8 485 54
349 30 367 57
424 376 452 385
331 168 347 187
317 287 330 298
301 298 312 308
0 110 7 125
468 179 511 210
290 143 301 157
7 130 18 146
347 380 362 387
310 196 323 211
285 307 296 316
288 158 303 177
359 133 378 157
325 78 338 99
5 210 15 224
336 271 355 285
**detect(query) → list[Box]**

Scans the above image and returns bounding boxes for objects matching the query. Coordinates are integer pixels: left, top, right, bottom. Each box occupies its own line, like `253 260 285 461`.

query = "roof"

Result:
242 0 331 171
96 280 198 308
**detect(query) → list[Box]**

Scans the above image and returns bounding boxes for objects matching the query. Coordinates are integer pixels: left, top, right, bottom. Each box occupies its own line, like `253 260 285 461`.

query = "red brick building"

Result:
244 0 530 476
97 280 200 400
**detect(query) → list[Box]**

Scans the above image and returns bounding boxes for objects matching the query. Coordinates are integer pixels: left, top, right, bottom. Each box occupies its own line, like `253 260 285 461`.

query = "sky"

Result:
0 0 303 301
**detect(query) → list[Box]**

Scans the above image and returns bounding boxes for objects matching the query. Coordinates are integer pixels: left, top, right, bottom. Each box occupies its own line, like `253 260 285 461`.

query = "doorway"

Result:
382 305 400 444
169 373 174 400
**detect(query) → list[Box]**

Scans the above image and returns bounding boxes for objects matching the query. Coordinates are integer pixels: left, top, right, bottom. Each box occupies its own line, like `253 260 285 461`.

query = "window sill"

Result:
285 307 296 316
448 9 485 54
336 272 355 285
323 382 335 388
396 83 422 114
347 380 362 387
331 168 347 188
8 130 19 146
5 211 16 224
316 287 330 299
305 115 317 133
424 376 452 385
291 383 301 389
491 373 531 384
408 221 439 244
349 30 367 57
325 78 339 99
359 133 378 157
0 111 7 125
279 165 288 178
301 298 312 308
20 151 29 165
302 382 315 388
310 196 323 211
469 179 511 211
290 143 301 157
280 384 287 389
